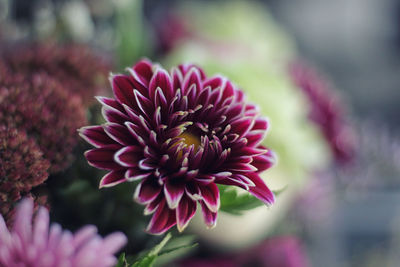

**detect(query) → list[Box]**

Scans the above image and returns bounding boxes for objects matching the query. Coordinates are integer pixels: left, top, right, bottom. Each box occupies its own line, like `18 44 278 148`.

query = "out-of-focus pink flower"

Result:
0 125 50 225
179 236 310 267
0 198 127 267
79 59 275 234
2 43 110 106
289 61 355 164
0 70 87 172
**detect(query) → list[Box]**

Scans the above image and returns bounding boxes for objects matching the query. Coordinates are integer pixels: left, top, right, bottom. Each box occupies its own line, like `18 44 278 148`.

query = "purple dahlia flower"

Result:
79 59 275 234
0 198 127 267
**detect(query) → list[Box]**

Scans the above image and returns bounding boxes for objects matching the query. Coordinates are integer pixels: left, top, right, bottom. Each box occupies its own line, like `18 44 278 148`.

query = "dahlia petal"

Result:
125 169 151 181
164 181 185 209
132 58 153 84
143 195 162 215
200 201 217 228
252 118 269 131
230 116 255 138
133 89 153 116
146 200 177 235
171 68 183 98
134 178 162 204
96 96 125 113
111 74 136 106
138 159 155 170
103 123 137 146
203 75 225 91
84 145 122 170
182 68 201 96
125 122 146 146
194 175 215 185
176 196 196 232
225 162 258 172
246 130 267 147
221 80 236 101
246 173 275 205
78 125 115 148
101 105 130 124
99 170 126 188
217 177 250 190
114 146 141 167
149 68 173 101
199 183 220 213
252 150 276 173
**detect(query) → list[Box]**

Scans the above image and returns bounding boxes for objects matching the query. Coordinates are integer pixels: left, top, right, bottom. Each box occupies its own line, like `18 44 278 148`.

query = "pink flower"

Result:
0 198 127 267
79 59 275 234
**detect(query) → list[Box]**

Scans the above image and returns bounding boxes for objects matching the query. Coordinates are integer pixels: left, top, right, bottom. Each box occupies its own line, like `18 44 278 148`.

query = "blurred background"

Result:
1 0 400 266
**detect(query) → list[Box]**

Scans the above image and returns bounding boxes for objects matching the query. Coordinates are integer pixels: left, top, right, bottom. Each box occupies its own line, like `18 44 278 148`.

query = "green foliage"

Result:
219 185 286 215
117 233 198 267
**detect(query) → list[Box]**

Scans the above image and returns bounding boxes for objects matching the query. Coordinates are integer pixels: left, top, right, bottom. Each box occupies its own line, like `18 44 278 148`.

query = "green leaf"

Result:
126 233 198 267
115 253 128 267
218 185 286 215
129 233 172 267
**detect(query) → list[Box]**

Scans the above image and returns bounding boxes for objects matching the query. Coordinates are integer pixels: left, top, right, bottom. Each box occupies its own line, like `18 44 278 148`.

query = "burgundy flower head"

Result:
0 71 87 172
289 61 356 164
0 125 50 225
79 60 275 234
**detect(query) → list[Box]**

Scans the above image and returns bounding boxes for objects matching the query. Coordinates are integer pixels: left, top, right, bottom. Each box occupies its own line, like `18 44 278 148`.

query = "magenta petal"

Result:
112 74 136 106
230 117 255 138
252 149 276 173
246 173 275 205
103 123 137 146
200 201 217 228
164 181 185 209
132 59 154 84
78 125 115 147
102 105 130 124
125 169 151 181
176 196 196 232
96 96 125 113
146 200 177 235
85 145 122 170
149 68 173 101
99 170 126 188
134 178 162 204
199 183 220 213
114 146 141 167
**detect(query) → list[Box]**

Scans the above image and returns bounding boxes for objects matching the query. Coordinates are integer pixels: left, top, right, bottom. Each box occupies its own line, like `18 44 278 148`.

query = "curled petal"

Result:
199 183 220 213
164 181 185 209
78 126 115 148
114 146 141 167
252 149 276 173
134 178 162 205
246 173 275 205
146 200 177 235
99 171 126 188
85 145 122 170
200 201 217 228
176 196 197 232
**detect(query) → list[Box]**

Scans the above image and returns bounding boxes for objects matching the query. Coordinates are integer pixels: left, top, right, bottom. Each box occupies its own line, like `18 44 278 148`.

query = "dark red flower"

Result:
2 43 110 106
80 59 275 234
289 61 355 164
0 70 87 172
0 124 50 225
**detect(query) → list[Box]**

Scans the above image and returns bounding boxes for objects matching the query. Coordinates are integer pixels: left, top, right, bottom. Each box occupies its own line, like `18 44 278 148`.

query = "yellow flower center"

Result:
178 131 201 150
